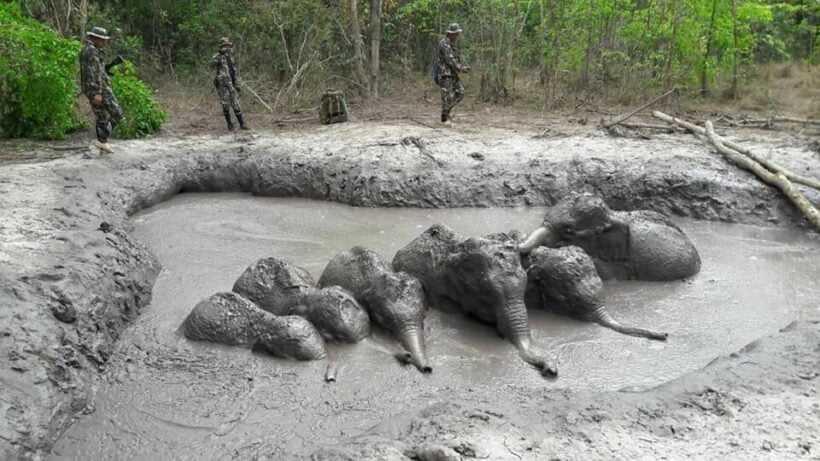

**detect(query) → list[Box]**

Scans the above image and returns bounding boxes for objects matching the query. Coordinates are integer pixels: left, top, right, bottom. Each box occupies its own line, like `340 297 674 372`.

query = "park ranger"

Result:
437 23 469 127
212 37 248 131
80 27 123 154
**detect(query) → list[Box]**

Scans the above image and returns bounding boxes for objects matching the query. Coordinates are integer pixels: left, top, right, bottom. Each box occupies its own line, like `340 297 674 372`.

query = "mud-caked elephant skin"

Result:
182 292 326 360
517 193 701 281
294 287 371 343
233 257 316 315
394 225 557 377
525 246 667 340
319 246 432 373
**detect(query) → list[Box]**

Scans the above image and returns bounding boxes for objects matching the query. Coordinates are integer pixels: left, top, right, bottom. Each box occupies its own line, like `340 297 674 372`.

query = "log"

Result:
652 111 820 191
704 120 820 230
736 116 820 127
603 89 677 128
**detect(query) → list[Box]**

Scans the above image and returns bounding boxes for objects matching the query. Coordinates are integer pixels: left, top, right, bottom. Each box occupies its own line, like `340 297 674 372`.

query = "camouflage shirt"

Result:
212 51 238 86
438 37 464 78
80 40 111 99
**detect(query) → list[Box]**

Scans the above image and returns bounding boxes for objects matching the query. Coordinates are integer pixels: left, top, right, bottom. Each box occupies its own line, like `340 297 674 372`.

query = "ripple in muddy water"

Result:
51 193 820 459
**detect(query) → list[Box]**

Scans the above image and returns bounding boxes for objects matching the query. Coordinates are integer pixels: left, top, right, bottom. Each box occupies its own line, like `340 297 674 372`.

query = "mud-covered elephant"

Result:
233 257 370 343
393 224 557 377
524 246 667 340
182 292 327 360
319 246 433 373
517 193 701 281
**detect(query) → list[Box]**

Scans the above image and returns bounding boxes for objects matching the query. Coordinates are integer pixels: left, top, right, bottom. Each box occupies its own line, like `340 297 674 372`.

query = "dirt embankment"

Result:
0 122 818 458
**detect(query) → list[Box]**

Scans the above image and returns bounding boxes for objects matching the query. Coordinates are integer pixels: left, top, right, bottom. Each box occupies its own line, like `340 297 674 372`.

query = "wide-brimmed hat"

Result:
446 23 462 34
219 37 233 47
86 27 110 40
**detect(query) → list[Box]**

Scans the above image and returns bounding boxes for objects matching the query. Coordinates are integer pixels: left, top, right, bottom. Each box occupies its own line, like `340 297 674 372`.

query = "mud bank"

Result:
0 122 818 458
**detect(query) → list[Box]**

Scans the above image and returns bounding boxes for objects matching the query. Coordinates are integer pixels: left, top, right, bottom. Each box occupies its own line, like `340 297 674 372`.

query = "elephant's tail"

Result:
592 310 668 341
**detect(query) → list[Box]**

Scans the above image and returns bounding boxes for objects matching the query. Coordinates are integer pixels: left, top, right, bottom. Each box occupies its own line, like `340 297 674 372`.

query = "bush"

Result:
0 3 85 139
110 61 166 138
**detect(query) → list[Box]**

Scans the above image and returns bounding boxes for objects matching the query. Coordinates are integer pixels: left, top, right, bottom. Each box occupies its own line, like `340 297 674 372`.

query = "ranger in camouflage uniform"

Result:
212 38 248 131
80 27 122 154
437 23 469 126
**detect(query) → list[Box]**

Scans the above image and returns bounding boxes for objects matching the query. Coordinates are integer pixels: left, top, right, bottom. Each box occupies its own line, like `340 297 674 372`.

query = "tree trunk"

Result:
369 0 382 98
348 0 369 96
700 0 719 95
729 0 739 99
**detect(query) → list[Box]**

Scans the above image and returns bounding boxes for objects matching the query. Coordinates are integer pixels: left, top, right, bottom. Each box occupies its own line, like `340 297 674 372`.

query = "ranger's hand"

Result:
460 65 470 74
92 94 103 108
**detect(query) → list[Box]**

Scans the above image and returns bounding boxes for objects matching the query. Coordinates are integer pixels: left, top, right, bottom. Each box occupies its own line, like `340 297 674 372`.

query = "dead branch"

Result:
653 111 820 191
240 82 272 113
272 115 315 124
603 89 677 128
704 121 820 230
620 122 684 132
731 116 820 128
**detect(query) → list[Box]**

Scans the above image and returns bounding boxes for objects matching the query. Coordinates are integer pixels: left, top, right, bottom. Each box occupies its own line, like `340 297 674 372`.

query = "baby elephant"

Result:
517 193 701 281
394 225 557 377
233 257 370 343
319 246 432 373
182 292 327 360
525 246 667 340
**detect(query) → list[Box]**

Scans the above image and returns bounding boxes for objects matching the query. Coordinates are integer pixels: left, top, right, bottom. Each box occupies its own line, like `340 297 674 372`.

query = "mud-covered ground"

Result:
0 120 818 459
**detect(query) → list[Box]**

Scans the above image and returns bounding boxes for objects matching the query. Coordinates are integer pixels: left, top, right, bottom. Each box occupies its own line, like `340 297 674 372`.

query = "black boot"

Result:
223 110 234 131
235 111 249 130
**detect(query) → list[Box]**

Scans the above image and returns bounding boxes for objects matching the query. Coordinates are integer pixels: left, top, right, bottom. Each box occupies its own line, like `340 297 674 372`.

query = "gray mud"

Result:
0 123 818 459
50 194 820 459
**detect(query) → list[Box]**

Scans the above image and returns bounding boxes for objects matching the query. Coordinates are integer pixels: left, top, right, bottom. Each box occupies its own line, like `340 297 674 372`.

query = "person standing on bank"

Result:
80 27 123 154
212 38 249 131
438 23 469 127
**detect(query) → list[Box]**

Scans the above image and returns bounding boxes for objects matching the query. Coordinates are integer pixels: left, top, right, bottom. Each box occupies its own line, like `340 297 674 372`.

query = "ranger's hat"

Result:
446 23 463 34
219 37 233 47
86 27 110 40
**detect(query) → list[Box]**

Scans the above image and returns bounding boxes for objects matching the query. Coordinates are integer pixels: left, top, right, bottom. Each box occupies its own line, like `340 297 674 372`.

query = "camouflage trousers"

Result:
217 79 242 113
439 76 464 121
90 91 123 142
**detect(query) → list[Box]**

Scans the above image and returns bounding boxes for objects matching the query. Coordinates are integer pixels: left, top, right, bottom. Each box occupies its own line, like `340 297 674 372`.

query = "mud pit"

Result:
1 123 818 459
49 194 820 459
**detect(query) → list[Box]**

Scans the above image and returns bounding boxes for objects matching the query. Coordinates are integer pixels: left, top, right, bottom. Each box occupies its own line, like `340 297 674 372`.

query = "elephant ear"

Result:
593 220 630 261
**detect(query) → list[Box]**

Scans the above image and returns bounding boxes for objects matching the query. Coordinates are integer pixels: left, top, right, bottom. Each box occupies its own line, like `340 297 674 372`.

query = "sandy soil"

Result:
0 118 818 459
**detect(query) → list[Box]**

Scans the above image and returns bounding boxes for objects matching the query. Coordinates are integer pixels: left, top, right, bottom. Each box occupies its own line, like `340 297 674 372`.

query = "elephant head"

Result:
438 237 557 377
516 193 629 261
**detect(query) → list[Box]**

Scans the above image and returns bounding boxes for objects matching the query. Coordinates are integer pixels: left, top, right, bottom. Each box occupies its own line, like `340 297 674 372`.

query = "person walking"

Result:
212 37 248 131
80 27 123 154
437 23 469 127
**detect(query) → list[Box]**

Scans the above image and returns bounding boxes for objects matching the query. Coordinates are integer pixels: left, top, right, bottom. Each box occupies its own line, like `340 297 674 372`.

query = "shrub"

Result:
110 61 166 138
0 3 85 139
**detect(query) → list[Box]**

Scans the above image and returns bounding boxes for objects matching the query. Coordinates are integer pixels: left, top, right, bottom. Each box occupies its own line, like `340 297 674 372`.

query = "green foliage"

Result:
110 61 166 138
0 3 84 139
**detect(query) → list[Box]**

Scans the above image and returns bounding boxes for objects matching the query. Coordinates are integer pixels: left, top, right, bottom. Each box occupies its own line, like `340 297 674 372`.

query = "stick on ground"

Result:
703 120 820 230
603 89 677 129
652 111 820 191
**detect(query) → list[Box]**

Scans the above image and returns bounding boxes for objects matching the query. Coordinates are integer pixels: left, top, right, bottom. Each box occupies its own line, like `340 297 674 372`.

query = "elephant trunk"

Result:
590 309 668 341
515 225 560 254
500 301 558 377
395 327 432 373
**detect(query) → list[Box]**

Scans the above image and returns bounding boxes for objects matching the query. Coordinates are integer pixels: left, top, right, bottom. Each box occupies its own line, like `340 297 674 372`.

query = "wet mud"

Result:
0 123 818 459
49 194 820 459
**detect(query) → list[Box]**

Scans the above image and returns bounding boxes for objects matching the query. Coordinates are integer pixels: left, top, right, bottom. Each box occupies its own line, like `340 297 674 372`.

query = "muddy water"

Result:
51 193 820 459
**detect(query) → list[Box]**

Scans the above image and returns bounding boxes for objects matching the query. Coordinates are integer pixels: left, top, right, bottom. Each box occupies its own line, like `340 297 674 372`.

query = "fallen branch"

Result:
240 82 273 113
603 89 677 129
704 120 820 230
620 122 684 132
272 115 315 124
733 116 820 127
653 111 820 191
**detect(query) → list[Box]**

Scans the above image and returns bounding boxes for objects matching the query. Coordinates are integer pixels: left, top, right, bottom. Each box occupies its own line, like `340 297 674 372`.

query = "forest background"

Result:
9 0 820 133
